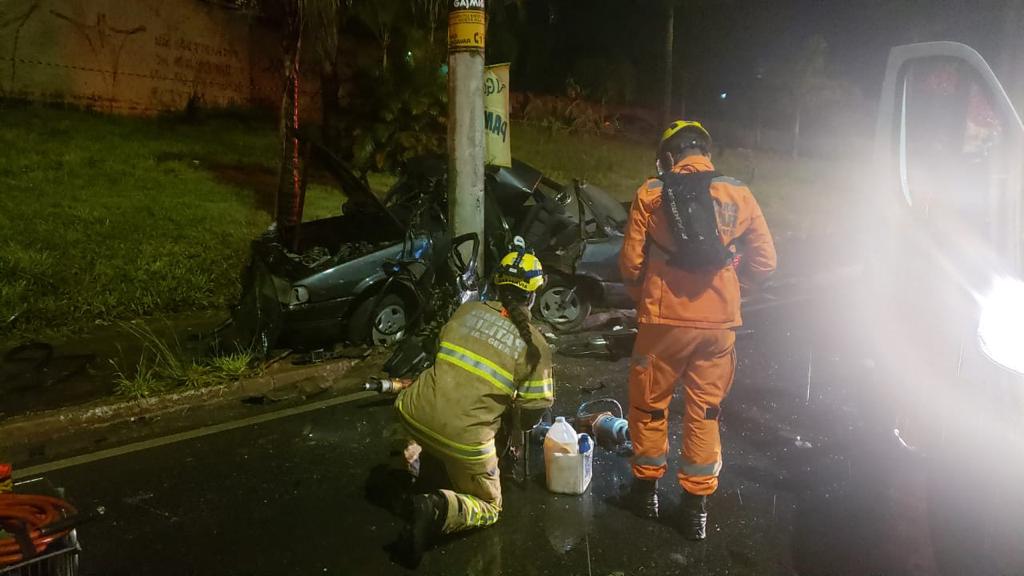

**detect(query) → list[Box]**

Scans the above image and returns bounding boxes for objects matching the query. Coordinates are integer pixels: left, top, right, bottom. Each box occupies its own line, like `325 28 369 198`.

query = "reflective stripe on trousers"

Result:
632 453 668 468
680 457 722 477
396 400 496 462
442 490 501 534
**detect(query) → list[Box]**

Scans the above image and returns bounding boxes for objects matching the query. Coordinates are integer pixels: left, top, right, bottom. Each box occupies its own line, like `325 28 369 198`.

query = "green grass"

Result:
0 104 402 344
1 106 850 345
512 122 653 197
0 105 279 344
512 121 858 235
110 320 259 399
302 173 396 222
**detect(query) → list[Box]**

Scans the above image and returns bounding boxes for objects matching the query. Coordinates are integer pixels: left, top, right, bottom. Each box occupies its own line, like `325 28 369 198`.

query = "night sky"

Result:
492 0 1020 115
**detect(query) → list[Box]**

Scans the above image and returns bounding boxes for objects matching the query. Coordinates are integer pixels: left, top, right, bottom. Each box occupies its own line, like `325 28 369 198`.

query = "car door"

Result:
873 41 1024 575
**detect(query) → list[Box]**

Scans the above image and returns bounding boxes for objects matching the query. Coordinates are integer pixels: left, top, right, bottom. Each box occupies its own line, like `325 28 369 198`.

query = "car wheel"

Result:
535 279 591 333
348 294 409 347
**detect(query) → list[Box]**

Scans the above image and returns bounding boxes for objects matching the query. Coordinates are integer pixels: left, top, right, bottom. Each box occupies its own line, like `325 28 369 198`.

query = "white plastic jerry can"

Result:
544 417 593 494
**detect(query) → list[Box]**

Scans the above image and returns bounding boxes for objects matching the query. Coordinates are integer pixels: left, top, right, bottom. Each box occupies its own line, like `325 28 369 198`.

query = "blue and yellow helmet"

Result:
493 236 545 293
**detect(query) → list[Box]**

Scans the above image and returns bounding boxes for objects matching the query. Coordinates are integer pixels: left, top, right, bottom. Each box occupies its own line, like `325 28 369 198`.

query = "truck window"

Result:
900 58 1007 243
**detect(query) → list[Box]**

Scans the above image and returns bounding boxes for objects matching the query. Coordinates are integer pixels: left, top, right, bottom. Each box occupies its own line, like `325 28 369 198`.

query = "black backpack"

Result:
659 171 733 271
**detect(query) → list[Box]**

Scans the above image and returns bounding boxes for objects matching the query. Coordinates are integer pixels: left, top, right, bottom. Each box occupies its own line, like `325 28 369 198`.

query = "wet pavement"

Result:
20 283 1001 576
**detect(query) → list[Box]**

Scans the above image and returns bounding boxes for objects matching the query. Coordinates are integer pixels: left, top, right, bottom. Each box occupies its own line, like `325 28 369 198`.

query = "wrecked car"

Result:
405 156 633 332
231 146 450 354
231 142 631 355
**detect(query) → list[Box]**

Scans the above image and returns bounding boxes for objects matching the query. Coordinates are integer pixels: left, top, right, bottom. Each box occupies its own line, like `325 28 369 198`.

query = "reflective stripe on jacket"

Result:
619 155 777 328
396 301 554 460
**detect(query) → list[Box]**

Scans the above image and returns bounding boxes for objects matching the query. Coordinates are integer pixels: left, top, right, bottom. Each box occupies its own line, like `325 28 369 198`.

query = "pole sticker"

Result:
448 0 485 53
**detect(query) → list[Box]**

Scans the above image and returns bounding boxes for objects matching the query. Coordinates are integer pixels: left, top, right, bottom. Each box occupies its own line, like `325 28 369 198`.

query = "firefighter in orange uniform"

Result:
619 121 776 540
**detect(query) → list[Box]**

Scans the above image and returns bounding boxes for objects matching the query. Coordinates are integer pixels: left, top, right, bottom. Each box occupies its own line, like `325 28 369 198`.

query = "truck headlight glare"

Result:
977 276 1024 375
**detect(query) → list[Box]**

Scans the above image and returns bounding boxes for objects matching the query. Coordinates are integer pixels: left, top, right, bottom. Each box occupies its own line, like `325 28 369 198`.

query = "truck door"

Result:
874 42 1024 576
874 41 1024 374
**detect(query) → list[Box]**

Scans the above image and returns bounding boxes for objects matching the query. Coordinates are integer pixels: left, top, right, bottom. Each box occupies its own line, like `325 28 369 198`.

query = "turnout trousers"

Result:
414 446 503 534
628 324 737 496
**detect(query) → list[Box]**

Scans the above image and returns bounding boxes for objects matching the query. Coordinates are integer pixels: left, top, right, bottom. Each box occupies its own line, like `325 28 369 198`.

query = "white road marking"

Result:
13 391 377 479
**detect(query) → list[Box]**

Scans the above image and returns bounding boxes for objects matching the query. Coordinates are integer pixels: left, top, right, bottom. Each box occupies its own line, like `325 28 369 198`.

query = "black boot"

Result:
404 493 447 568
680 490 708 541
630 478 659 519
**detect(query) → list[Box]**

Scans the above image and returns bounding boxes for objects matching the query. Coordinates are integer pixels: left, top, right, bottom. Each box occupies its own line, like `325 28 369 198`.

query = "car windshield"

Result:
579 183 628 231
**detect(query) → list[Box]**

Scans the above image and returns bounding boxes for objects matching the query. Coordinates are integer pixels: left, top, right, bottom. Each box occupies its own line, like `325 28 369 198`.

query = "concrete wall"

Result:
0 0 296 114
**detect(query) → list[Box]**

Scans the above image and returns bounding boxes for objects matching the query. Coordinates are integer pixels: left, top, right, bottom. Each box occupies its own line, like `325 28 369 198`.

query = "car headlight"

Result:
288 285 310 307
977 276 1024 375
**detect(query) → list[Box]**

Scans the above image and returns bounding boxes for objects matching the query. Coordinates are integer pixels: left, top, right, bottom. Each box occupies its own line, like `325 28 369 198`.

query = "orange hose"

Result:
0 494 77 566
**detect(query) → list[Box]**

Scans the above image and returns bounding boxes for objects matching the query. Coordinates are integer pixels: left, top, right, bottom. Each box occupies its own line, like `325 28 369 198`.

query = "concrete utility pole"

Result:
447 0 486 272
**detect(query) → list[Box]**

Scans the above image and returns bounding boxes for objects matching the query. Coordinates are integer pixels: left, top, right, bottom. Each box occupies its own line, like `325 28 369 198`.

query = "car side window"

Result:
534 178 583 225
900 58 1007 244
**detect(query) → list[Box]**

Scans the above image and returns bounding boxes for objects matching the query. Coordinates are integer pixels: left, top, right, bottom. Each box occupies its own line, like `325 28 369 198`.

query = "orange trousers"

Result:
628 324 737 496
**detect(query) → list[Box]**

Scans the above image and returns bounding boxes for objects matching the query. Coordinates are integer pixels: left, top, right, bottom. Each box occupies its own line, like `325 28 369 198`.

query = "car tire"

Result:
535 278 591 333
347 293 410 347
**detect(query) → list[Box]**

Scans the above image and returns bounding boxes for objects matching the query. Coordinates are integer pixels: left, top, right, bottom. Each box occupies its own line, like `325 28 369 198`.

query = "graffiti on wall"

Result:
0 0 285 114
149 31 246 109
50 9 146 105
0 2 40 94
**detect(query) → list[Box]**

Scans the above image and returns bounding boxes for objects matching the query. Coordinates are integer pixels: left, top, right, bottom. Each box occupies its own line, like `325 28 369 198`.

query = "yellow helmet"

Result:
660 120 711 145
493 236 545 293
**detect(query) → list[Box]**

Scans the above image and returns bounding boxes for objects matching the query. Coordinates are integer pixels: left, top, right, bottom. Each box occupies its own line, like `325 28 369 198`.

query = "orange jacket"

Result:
619 155 777 328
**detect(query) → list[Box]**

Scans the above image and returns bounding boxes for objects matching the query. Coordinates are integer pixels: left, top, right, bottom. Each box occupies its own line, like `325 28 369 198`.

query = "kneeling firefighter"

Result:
394 238 554 564
619 121 777 540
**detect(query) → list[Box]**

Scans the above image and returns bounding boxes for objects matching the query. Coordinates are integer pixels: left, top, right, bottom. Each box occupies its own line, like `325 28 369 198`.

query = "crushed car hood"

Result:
306 139 405 238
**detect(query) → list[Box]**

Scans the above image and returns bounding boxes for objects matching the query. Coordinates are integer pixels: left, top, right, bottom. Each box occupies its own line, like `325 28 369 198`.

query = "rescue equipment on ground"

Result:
533 398 632 453
363 378 413 394
0 494 77 566
543 417 593 494
0 476 101 574
576 399 631 451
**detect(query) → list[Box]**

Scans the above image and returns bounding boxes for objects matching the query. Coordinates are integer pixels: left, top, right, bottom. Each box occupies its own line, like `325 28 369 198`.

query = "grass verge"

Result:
110 321 259 399
0 104 393 344
512 121 859 235
0 105 277 344
2 106 853 346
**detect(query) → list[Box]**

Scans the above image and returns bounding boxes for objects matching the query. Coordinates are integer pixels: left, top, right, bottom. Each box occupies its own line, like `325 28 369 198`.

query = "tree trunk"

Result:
662 0 674 126
320 66 341 151
276 39 303 248
276 57 294 225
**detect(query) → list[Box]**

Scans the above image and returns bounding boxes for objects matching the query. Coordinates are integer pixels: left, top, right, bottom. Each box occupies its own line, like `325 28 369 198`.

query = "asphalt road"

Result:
16 286 1019 576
